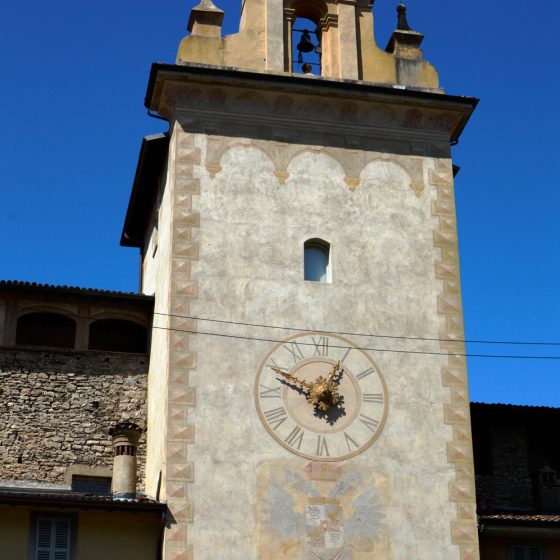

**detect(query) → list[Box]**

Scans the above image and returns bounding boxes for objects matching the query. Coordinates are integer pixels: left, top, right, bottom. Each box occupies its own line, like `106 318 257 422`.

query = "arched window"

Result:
304 239 330 282
88 319 148 354
16 312 76 349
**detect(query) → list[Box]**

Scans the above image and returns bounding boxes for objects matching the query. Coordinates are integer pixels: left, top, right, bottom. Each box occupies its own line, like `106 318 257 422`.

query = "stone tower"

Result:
122 0 479 558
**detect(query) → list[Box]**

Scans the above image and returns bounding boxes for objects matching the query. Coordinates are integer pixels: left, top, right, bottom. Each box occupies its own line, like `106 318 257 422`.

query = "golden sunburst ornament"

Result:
272 361 342 411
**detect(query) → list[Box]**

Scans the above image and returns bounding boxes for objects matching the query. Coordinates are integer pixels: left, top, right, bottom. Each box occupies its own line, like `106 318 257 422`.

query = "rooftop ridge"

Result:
0 280 153 300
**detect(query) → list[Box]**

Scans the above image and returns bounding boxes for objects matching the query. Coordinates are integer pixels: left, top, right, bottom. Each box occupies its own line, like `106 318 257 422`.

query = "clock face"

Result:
255 332 388 461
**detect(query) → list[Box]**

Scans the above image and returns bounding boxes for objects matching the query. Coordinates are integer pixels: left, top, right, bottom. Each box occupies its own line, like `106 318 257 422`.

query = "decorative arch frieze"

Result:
358 155 425 197
204 136 429 197
285 148 347 187
204 138 349 186
206 139 279 180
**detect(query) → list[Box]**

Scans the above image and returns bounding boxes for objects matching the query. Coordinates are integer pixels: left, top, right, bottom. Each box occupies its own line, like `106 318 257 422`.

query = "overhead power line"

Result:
150 325 560 361
153 312 560 348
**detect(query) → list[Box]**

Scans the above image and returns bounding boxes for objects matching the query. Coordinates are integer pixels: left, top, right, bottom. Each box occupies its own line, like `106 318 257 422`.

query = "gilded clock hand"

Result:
326 361 341 388
271 365 342 412
271 367 313 391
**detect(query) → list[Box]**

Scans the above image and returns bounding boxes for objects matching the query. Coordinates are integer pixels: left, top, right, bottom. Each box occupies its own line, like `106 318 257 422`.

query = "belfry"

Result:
122 0 479 558
178 0 439 86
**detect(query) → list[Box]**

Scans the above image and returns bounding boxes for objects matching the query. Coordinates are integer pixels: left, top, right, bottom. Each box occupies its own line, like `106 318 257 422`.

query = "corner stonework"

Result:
431 159 480 560
164 125 200 560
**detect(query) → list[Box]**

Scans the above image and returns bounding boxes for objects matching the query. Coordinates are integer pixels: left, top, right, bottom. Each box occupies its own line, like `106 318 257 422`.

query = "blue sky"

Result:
1 0 559 406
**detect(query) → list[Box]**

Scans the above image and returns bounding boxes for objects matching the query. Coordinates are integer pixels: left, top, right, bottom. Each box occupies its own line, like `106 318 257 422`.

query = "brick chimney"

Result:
534 464 560 512
109 421 142 499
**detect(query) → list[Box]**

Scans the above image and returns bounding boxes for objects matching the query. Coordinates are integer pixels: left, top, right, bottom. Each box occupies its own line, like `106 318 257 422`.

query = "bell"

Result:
296 30 315 54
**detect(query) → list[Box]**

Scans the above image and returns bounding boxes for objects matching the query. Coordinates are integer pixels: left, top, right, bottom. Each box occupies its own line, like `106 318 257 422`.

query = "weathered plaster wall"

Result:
0 508 28 560
77 510 162 560
148 77 477 559
0 507 161 560
142 137 176 500
141 158 169 297
182 136 458 559
0 348 148 487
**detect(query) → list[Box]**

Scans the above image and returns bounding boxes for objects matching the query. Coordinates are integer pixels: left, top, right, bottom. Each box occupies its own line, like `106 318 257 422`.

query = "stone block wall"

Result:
472 404 540 512
490 425 533 509
0 347 148 488
474 425 533 511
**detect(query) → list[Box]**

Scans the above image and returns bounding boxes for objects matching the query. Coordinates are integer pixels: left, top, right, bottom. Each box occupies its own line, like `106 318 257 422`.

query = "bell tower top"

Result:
177 0 441 91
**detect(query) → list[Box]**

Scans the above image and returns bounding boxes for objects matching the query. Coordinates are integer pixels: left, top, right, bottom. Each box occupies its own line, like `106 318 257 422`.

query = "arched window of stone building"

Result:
88 319 148 354
304 238 330 282
16 312 76 349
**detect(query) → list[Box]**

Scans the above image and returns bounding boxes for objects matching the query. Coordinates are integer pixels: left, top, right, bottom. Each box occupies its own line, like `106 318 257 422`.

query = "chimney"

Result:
533 464 560 512
109 421 142 499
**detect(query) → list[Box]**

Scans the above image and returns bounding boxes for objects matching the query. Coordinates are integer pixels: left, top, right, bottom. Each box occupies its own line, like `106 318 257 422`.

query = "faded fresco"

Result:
256 460 393 560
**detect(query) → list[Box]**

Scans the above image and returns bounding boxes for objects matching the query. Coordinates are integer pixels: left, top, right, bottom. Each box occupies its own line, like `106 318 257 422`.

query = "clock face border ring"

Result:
254 331 389 462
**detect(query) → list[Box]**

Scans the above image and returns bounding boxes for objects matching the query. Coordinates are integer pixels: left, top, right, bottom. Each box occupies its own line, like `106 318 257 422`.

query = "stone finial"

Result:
385 2 425 60
397 2 413 31
109 421 142 499
187 0 224 38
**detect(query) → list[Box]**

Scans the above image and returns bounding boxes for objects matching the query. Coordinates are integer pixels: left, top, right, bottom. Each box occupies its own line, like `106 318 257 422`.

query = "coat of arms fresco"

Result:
256 461 393 559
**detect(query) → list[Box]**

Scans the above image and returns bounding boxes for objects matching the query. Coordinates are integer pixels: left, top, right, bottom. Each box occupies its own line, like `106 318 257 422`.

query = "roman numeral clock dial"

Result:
255 333 388 461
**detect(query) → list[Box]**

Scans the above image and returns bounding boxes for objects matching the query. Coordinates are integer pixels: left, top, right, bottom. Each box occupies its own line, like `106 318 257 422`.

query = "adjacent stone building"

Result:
472 403 560 559
0 281 164 559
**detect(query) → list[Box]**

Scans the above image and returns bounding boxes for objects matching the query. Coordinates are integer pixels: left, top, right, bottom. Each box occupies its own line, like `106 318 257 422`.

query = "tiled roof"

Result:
480 512 560 525
0 490 166 512
472 402 560 412
0 280 153 301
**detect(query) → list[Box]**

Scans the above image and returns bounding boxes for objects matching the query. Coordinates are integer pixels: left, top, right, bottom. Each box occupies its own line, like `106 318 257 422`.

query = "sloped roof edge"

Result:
121 133 169 249
0 280 153 302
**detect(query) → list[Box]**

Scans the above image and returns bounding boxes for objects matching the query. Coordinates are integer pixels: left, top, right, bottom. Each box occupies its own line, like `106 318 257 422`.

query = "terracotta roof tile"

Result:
480 513 560 524
472 402 560 412
0 280 153 301
0 490 165 512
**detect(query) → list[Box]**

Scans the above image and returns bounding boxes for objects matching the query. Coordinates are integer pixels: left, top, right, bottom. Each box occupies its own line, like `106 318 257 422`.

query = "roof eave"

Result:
0 492 166 513
121 133 169 249
0 280 154 303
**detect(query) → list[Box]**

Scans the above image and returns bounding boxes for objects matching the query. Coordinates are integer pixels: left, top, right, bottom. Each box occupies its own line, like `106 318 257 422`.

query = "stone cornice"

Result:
146 63 477 144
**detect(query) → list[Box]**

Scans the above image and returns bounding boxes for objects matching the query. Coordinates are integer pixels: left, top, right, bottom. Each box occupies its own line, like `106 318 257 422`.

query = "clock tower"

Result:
122 0 479 558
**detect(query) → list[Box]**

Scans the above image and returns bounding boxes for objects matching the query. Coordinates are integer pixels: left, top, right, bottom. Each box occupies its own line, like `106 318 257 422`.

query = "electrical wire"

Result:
150 325 560 361
153 312 560 348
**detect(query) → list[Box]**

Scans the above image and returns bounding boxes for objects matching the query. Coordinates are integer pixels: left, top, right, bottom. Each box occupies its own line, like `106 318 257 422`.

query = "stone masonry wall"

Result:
475 425 533 511
0 347 148 489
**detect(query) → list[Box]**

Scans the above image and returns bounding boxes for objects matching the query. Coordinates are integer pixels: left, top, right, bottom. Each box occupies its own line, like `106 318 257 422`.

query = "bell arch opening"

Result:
287 0 327 75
